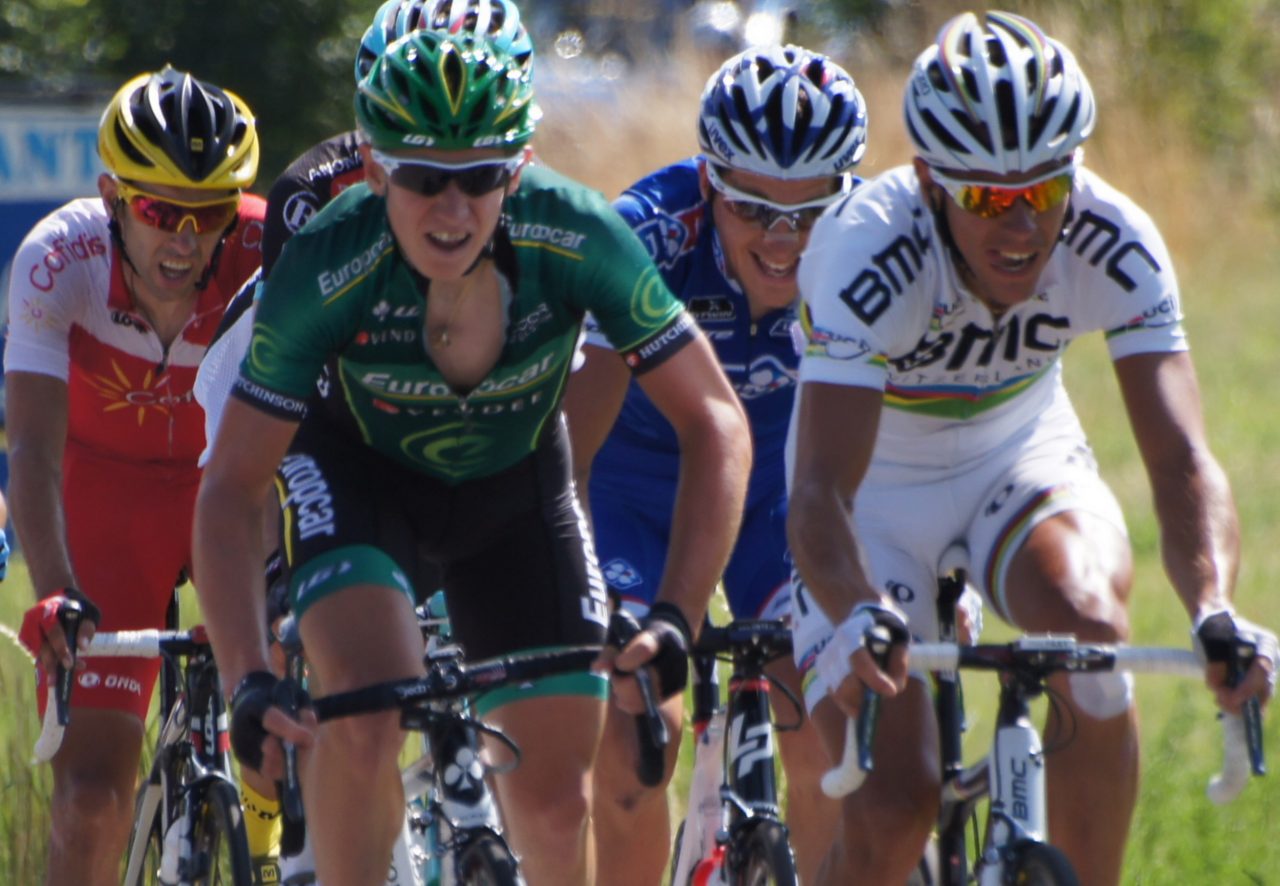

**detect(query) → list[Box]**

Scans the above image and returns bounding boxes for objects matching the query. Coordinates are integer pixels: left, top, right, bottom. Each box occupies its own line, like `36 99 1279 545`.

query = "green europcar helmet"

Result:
355 29 539 152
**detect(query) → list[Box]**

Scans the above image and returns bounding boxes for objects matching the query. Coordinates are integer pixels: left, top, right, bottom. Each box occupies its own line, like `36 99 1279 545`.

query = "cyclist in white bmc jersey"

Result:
786 11 1277 885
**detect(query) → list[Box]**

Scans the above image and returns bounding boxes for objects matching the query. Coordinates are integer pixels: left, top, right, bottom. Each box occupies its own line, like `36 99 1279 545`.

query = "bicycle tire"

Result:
188 778 255 886
1004 840 1079 886
122 783 165 885
455 830 520 886
728 819 797 886
669 819 688 885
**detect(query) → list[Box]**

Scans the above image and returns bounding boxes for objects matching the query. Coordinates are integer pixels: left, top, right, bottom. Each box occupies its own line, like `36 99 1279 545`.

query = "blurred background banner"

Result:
0 101 107 430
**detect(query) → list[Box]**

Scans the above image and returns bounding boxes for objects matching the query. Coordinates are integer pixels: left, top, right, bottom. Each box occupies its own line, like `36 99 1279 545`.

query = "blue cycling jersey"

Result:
588 158 799 505
587 158 840 619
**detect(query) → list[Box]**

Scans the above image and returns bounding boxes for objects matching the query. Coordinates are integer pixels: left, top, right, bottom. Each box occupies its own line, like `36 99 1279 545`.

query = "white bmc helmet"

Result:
904 11 1095 174
698 44 868 180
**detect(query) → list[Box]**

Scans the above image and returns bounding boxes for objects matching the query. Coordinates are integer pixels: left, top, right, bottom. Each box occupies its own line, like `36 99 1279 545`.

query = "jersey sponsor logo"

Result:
317 231 393 300
75 670 143 695
576 498 609 627
295 558 355 604
26 231 108 292
354 328 419 347
279 453 337 540
282 191 321 235
837 210 932 326
805 325 872 361
768 317 795 339
688 296 735 323
82 358 196 421
737 354 796 400
359 353 557 400
510 303 552 343
601 557 643 591
1115 294 1180 334
234 376 308 419
1064 209 1162 292
631 209 698 271
624 312 695 371
506 221 587 252
110 310 149 334
372 300 422 322
305 152 362 184
889 312 1068 375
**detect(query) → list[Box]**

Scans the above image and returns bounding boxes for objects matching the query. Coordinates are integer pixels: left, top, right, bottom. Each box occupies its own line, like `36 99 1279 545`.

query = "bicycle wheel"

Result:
122 782 165 885
188 779 255 885
455 830 520 886
1005 840 1079 886
728 820 797 886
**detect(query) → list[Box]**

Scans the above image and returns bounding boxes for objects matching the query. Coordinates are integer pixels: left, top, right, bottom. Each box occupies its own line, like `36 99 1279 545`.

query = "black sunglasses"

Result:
372 150 522 198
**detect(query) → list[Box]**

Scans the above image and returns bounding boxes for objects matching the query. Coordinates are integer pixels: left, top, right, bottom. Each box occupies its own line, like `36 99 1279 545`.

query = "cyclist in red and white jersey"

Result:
5 66 263 886
787 12 1277 885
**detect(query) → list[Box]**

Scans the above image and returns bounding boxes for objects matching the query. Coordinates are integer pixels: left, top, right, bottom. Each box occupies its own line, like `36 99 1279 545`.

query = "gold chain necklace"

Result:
427 269 481 349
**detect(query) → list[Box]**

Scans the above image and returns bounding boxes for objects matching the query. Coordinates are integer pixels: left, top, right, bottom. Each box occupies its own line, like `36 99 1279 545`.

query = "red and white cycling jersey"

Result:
4 195 265 467
4 193 264 718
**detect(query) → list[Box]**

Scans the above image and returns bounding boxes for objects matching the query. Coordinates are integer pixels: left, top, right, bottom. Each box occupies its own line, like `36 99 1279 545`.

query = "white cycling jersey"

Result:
790 165 1187 708
797 164 1185 484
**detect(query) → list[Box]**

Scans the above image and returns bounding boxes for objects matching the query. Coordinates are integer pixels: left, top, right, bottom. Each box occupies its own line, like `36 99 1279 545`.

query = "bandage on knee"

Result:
1068 671 1133 719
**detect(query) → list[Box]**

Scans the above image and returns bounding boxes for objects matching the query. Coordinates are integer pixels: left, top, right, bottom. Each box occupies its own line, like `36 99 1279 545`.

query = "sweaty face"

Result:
364 145 526 282
101 175 235 305
915 157 1074 315
702 164 845 319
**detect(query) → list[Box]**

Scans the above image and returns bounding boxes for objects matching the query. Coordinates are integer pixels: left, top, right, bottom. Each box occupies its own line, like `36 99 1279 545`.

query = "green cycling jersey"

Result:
235 163 693 483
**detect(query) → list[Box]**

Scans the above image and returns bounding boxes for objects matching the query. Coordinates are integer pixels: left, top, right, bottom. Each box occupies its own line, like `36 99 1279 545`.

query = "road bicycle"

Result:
35 598 254 886
667 617 802 886
276 606 608 886
821 550 1266 886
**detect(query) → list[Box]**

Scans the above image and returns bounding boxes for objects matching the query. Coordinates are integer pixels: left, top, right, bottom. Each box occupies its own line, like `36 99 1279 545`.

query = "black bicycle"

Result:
667 618 802 886
35 600 253 885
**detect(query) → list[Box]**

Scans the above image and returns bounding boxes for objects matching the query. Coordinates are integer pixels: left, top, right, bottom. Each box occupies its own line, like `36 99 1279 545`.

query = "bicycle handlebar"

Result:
34 629 206 764
820 639 1261 805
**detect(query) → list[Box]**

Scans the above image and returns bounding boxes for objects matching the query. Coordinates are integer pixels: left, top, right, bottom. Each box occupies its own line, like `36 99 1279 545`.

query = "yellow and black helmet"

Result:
98 66 259 191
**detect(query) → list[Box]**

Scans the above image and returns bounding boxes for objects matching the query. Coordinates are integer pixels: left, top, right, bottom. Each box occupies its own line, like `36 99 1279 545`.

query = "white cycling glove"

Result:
815 602 910 696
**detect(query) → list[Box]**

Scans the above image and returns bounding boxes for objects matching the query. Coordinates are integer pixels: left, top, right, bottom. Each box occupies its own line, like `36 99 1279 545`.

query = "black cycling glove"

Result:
641 602 693 700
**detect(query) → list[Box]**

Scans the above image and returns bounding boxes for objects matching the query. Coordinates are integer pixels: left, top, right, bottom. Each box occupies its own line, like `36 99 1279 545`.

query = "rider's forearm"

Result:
6 448 78 597
192 476 273 693
655 398 752 632
787 482 880 624
1150 449 1240 621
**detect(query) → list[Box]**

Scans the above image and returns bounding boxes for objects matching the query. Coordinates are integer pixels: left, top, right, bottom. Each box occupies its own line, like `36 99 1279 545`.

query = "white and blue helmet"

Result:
905 11 1096 174
354 0 533 85
698 44 868 180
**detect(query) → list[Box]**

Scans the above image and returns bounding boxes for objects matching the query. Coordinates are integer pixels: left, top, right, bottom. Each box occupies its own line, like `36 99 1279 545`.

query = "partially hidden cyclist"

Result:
785 11 1278 885
192 30 750 886
4 67 265 886
562 44 866 885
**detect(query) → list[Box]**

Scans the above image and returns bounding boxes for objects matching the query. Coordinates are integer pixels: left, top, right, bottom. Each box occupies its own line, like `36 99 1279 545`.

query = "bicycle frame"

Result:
122 628 243 884
399 640 515 886
671 619 799 885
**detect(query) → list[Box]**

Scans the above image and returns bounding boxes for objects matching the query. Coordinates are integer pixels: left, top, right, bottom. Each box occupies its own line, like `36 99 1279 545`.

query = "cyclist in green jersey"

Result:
193 30 750 886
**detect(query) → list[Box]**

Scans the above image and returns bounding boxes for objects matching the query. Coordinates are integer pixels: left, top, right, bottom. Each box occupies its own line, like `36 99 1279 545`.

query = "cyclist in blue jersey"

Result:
194 29 750 886
788 12 1277 884
562 45 868 885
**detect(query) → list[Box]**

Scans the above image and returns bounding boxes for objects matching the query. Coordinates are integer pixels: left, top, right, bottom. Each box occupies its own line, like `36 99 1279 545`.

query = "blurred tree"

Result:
0 0 374 188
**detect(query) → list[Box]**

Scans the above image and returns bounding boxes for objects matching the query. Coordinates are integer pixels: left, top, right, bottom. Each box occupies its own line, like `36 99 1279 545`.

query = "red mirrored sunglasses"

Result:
114 179 241 234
